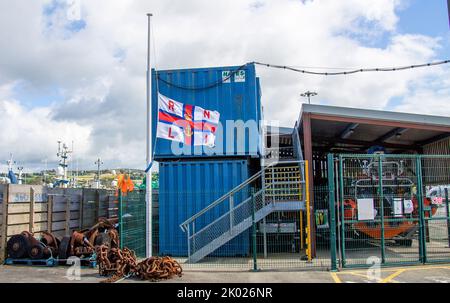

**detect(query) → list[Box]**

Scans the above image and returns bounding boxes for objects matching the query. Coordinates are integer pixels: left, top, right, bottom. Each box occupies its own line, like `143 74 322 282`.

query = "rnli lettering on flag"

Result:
156 93 220 147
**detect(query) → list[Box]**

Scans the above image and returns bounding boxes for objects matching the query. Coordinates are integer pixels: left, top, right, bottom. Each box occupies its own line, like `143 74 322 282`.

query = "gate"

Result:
331 154 450 268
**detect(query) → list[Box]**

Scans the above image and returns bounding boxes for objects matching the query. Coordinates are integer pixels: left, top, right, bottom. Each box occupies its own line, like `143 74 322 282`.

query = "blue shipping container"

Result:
152 63 262 160
158 159 250 256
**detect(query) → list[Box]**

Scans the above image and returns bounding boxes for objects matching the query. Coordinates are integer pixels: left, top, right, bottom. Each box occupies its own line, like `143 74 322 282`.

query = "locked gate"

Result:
329 154 450 268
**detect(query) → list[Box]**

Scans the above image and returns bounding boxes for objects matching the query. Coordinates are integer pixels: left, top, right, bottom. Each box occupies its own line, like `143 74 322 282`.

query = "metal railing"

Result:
180 160 306 263
179 162 276 233
293 125 304 161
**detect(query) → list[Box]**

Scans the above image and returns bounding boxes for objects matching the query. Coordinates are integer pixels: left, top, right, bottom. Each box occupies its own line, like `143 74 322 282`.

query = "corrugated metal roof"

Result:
299 104 450 128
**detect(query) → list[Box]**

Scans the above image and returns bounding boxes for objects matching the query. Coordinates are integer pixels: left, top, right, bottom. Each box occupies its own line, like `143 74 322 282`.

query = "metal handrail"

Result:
187 188 267 240
179 162 276 232
293 124 303 161
180 160 304 232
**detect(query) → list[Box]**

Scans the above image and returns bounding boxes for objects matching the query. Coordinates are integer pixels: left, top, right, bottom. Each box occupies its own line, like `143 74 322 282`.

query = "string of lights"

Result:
252 59 450 76
155 59 449 91
156 63 247 90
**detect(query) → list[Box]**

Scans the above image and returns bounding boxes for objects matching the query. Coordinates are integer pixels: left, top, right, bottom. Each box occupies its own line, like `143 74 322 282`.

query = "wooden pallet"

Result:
57 256 97 268
4 255 97 268
5 257 57 267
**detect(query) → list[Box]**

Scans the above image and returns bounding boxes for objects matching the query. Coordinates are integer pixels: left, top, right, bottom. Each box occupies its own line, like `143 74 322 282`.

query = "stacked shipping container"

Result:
152 63 262 256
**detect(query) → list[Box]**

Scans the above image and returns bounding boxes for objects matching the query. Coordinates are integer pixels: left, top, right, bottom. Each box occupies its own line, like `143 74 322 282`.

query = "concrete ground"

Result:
0 263 449 283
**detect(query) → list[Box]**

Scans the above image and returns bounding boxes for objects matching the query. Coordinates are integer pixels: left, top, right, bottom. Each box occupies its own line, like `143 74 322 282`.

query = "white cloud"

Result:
0 83 91 171
0 0 448 170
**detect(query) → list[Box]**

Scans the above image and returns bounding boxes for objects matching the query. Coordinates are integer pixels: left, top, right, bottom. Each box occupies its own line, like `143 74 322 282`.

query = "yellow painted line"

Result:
403 265 450 271
337 264 450 275
379 269 406 283
338 272 399 283
330 272 342 283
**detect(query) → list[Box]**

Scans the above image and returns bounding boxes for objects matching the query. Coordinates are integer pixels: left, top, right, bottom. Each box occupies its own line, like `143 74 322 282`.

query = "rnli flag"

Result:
156 93 220 147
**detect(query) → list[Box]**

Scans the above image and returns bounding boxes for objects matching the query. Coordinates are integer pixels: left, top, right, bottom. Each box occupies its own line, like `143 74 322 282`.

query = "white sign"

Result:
393 198 403 217
404 199 414 214
357 198 375 221
222 71 231 83
234 70 246 82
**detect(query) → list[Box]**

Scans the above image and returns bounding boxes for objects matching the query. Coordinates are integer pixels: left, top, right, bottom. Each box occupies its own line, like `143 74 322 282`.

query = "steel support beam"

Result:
312 135 421 151
375 127 407 142
339 123 359 139
302 113 316 257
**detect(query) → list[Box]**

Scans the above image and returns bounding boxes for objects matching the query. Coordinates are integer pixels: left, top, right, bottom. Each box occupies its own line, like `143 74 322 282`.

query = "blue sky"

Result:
397 0 449 37
397 0 449 57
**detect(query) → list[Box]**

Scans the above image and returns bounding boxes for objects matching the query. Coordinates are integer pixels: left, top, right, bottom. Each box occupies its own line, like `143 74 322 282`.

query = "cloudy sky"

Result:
0 0 449 172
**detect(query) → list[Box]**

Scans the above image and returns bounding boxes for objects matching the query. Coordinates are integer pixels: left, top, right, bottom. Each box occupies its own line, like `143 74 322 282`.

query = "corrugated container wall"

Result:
158 159 250 256
152 63 262 160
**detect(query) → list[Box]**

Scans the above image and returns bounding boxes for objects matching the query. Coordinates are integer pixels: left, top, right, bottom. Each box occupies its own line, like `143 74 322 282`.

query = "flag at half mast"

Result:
156 93 220 147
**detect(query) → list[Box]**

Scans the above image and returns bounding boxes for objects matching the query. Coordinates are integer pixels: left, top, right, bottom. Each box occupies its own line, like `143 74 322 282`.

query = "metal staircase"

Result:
180 126 306 263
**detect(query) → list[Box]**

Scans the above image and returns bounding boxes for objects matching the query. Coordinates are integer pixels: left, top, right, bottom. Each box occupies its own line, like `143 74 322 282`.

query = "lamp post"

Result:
300 91 317 104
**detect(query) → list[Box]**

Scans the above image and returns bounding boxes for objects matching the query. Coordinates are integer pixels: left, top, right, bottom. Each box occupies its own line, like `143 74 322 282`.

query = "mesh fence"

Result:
115 161 335 271
421 156 450 262
119 189 147 258
162 161 334 271
336 154 450 268
118 155 450 271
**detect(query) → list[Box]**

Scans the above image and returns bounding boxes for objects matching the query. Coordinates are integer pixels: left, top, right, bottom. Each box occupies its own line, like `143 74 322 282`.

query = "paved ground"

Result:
0 264 449 283
330 264 450 283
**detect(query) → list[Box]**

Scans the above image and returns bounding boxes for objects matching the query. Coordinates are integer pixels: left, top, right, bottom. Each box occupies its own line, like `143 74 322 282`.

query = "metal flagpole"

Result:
146 13 153 258
448 0 450 29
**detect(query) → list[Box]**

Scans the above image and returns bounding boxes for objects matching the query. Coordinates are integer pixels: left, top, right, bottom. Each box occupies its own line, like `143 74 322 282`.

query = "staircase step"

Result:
188 203 274 263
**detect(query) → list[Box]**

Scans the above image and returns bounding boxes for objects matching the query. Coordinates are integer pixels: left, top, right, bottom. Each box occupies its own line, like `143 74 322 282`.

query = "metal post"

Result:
445 188 450 248
300 211 304 250
327 154 338 271
298 164 304 252
119 189 123 249
145 13 153 258
416 156 426 263
251 188 258 271
229 195 234 235
261 164 267 258
192 222 196 253
305 160 312 262
335 156 341 266
186 225 191 262
378 156 386 264
339 155 346 267
263 217 267 258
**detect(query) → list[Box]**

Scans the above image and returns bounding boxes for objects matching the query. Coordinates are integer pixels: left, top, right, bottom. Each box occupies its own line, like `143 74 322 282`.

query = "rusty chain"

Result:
96 245 182 283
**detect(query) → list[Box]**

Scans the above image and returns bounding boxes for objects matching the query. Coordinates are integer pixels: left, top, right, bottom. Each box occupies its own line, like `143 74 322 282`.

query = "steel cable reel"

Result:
6 233 29 259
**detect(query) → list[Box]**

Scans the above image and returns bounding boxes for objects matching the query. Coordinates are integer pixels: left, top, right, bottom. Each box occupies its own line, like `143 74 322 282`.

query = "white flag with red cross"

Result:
156 93 220 147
